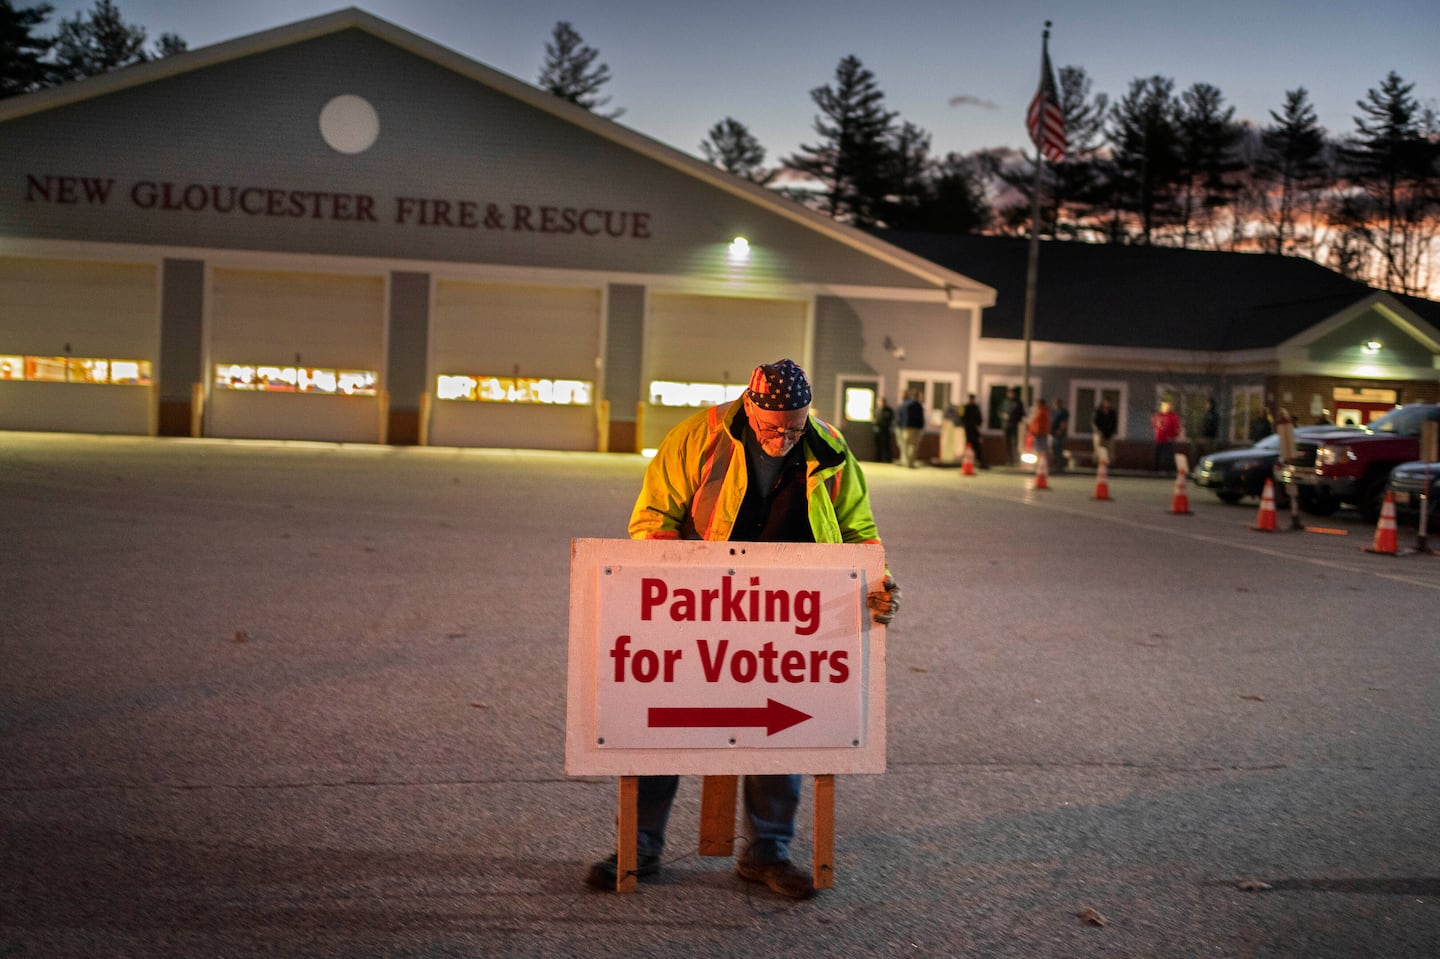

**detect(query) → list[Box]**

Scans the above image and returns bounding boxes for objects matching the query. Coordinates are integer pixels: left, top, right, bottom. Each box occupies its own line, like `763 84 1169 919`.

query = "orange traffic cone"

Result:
1093 459 1111 500
1034 451 1050 490
1252 479 1278 531
1170 469 1191 514
961 444 976 476
1366 492 1399 555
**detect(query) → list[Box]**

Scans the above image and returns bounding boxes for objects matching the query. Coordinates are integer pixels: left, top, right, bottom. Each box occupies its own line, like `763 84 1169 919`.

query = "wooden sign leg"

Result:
699 774 738 856
617 776 638 893
813 774 835 889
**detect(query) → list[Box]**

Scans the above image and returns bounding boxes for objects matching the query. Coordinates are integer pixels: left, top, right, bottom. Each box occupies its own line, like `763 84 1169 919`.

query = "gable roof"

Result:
0 7 993 304
875 230 1440 350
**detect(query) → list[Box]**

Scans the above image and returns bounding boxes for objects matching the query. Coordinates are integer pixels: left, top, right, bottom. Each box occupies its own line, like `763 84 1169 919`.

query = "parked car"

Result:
1194 427 1356 509
1386 459 1440 529
1276 403 1440 524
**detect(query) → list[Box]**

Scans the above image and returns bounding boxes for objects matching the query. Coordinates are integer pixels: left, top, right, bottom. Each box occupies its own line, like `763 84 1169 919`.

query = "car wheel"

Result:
1297 489 1339 516
1217 492 1243 504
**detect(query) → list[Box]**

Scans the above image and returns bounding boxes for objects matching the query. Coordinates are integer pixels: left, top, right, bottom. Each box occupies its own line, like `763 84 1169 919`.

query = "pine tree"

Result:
923 152 991 233
1106 76 1183 244
1257 88 1330 255
785 54 897 226
0 0 55 97
153 31 185 57
538 21 622 119
699 117 773 184
1336 71 1439 294
51 0 148 81
1175 82 1244 248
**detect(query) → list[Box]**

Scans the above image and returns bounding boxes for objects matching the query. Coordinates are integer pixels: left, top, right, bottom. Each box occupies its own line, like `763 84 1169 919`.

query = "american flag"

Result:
1026 38 1066 164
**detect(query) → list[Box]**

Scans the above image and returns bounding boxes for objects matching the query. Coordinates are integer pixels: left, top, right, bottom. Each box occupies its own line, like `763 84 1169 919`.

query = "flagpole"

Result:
1020 21 1052 407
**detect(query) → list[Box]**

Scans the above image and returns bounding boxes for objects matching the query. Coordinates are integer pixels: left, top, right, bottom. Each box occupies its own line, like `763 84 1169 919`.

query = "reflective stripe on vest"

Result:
686 405 735 540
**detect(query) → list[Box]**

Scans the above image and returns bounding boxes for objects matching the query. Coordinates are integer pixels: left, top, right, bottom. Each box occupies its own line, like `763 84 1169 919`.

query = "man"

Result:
873 396 895 463
1092 398 1117 466
1028 398 1051 464
1152 400 1182 474
1198 398 1219 459
1050 398 1070 472
586 359 901 899
960 393 987 468
898 389 925 468
1004 388 1026 466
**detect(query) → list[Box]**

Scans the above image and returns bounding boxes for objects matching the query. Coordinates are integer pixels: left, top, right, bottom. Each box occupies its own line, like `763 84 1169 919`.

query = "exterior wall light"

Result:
728 236 750 260
1362 339 1383 354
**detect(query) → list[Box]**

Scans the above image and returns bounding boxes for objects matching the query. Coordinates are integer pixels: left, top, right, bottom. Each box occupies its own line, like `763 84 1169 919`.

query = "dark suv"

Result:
1275 403 1440 523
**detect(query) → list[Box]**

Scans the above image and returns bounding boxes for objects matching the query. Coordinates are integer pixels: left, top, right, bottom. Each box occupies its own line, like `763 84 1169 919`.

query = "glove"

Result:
866 576 901 625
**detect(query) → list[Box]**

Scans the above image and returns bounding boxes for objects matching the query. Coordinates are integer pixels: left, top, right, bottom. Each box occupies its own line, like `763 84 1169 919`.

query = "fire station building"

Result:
0 7 993 457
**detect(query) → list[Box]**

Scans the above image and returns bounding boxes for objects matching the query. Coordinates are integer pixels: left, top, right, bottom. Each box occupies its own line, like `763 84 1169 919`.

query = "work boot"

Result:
735 859 815 900
584 853 661 890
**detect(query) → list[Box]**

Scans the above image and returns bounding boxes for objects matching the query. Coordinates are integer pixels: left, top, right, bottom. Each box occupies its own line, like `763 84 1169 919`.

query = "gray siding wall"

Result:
3 31 931 291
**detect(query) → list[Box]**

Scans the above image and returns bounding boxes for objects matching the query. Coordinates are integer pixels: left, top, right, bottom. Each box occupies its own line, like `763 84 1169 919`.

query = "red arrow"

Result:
648 699 813 736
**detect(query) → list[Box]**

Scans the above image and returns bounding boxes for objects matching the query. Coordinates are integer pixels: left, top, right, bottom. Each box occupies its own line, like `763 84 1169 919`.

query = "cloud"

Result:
949 94 998 110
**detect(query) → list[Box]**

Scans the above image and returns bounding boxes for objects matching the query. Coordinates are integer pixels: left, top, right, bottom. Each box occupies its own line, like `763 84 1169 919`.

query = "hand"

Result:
866 577 901 625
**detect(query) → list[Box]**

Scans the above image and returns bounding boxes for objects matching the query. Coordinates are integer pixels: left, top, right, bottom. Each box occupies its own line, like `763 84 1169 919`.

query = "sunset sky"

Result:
41 0 1440 166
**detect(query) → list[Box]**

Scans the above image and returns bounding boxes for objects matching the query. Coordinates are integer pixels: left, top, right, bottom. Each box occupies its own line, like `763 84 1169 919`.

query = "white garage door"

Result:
206 268 385 442
643 293 807 448
429 280 601 450
0 256 158 435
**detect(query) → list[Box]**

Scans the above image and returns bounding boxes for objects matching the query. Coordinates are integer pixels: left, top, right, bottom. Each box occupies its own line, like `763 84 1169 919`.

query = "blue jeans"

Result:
635 774 801 864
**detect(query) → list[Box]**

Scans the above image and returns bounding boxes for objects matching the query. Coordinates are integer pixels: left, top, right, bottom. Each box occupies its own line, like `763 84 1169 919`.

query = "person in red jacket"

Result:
1152 401 1182 474
1028 398 1051 464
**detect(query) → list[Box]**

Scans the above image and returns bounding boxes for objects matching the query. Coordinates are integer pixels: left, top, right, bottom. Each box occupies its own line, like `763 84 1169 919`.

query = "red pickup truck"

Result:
1275 403 1440 524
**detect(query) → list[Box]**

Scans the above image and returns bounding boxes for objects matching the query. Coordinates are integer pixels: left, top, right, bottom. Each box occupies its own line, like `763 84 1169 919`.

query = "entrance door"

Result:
836 375 882 463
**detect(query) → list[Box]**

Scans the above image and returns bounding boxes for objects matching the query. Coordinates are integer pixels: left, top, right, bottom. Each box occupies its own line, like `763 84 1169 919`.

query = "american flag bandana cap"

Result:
746 358 812 411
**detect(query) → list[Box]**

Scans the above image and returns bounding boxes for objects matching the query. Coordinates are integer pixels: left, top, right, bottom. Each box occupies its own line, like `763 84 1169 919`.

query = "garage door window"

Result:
2 354 152 385
215 363 377 395
437 374 591 405
649 380 746 408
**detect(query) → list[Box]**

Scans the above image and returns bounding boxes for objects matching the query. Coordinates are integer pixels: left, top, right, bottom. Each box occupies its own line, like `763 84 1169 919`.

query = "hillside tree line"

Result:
5 4 1435 296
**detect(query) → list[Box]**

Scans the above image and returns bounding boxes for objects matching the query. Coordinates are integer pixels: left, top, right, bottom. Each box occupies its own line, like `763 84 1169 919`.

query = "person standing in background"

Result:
1004 388 1026 466
873 397 895 463
1152 400 1181 474
898 389 925 468
960 393 987 469
1092 398 1118 466
1049 398 1069 472
1028 398 1051 465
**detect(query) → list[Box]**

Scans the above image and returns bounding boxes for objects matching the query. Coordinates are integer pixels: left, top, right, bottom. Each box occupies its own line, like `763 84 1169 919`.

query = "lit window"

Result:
214 364 378 396
648 380 746 408
0 354 151 385
437 374 593 405
844 387 876 422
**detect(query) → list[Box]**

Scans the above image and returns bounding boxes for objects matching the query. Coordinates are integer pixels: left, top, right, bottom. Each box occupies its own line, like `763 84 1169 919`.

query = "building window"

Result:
0 354 153 385
215 364 377 395
900 370 961 427
1073 381 1125 436
1229 385 1265 443
438 374 592 405
648 380 745 408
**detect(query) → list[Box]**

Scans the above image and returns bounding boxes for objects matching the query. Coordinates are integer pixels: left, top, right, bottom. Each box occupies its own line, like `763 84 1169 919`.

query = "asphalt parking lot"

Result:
2 433 1437 958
